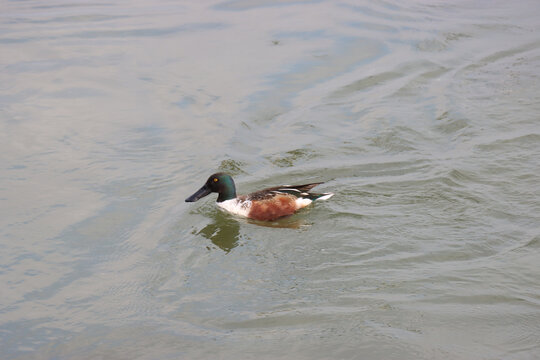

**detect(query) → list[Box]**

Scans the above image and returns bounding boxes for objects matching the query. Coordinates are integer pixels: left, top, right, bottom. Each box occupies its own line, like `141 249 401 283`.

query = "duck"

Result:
185 173 333 221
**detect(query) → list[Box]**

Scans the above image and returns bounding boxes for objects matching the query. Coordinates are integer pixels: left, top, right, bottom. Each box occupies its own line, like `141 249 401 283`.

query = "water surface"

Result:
1 0 540 359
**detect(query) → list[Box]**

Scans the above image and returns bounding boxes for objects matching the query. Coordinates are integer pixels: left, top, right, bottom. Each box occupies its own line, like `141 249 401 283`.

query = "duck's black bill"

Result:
185 184 211 202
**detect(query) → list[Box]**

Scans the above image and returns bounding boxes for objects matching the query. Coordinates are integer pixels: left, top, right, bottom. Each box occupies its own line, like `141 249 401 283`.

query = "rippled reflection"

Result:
246 217 308 229
196 208 309 251
197 213 241 252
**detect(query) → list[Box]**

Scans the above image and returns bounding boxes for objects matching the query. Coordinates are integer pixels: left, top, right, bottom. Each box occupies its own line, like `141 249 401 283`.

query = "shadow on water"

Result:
196 207 309 252
197 212 241 253
246 217 308 229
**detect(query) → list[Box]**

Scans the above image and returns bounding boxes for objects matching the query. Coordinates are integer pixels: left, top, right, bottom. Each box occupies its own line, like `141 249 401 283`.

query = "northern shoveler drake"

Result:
185 173 334 221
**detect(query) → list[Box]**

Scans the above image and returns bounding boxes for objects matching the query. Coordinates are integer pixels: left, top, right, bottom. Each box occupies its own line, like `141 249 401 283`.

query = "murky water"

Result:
1 0 540 359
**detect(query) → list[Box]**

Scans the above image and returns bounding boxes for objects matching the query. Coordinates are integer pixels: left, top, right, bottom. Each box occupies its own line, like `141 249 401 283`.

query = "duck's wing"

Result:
246 182 326 200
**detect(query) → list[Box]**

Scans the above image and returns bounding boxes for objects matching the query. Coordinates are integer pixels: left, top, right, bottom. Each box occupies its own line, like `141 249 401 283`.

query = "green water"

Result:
1 1 539 359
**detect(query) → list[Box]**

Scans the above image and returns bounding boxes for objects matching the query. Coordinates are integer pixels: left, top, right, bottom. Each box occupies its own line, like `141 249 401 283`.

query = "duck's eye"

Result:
213 178 218 182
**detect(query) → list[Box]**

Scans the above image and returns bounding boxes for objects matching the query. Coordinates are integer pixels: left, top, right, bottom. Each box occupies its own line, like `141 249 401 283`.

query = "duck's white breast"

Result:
217 199 252 217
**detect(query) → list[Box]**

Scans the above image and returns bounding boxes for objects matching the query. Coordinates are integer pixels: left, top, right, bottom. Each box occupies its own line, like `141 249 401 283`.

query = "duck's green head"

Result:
185 172 237 203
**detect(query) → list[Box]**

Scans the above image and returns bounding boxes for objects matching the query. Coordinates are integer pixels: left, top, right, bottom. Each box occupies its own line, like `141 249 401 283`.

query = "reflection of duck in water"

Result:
197 218 240 253
186 173 334 221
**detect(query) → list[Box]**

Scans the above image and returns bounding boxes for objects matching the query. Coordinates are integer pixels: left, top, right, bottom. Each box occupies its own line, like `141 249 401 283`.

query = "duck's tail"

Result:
307 192 334 201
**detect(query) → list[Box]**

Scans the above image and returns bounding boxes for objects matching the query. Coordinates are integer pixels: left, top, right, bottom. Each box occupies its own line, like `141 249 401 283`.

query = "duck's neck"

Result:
217 184 236 202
